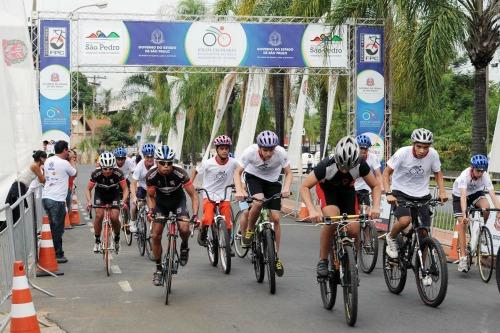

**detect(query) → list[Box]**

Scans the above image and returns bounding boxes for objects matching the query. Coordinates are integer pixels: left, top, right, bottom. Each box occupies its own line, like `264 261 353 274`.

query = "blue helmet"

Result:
356 134 372 149
470 154 488 170
141 143 155 157
113 147 127 158
154 145 175 161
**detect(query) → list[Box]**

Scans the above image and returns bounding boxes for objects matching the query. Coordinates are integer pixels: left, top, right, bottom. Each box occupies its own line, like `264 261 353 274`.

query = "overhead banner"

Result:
77 20 348 68
40 20 71 143
355 26 385 162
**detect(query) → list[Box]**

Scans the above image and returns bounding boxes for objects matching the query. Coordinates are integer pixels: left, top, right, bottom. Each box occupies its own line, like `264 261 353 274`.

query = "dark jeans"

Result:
42 198 66 257
5 181 28 223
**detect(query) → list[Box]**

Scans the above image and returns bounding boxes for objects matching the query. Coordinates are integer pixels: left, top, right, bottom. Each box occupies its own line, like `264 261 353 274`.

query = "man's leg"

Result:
178 217 191 266
317 205 340 277
151 221 165 286
53 201 67 258
198 199 215 246
110 208 121 252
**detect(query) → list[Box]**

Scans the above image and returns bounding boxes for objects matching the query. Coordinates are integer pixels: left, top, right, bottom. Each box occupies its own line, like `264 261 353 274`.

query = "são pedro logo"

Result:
84 29 121 52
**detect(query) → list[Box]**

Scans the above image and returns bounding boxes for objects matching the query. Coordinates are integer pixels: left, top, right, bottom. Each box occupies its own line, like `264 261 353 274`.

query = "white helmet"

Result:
154 145 175 161
333 136 361 169
99 151 116 168
411 128 433 144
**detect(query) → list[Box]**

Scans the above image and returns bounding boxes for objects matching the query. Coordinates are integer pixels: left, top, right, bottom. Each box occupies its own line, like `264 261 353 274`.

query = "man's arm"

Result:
434 171 448 202
299 172 322 223
185 183 199 218
85 182 95 207
130 179 138 202
374 168 384 193
119 180 129 203
363 172 381 218
233 165 246 200
146 186 156 211
281 165 292 197
460 188 468 218
190 169 198 184
383 166 396 204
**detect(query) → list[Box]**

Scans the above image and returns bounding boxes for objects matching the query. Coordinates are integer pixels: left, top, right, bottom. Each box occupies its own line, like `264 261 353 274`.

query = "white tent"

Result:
489 105 500 174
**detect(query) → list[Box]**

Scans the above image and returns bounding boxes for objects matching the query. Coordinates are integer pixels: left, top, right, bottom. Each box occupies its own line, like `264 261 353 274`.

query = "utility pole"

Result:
88 74 107 112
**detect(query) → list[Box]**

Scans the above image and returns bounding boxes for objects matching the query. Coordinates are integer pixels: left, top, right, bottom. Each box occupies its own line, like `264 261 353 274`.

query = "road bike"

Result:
357 203 379 274
119 201 132 246
196 185 235 274
463 207 499 282
383 199 448 307
153 212 194 305
135 199 154 260
317 214 361 327
91 204 119 277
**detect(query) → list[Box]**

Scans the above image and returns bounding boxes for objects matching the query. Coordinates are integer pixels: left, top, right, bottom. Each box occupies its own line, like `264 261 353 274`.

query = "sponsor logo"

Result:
151 29 165 45
84 29 121 54
362 109 376 121
310 33 342 45
51 73 60 82
46 106 61 118
268 31 282 47
366 77 375 86
86 30 120 39
302 25 347 68
44 27 66 57
2 39 28 66
361 34 381 63
202 26 232 47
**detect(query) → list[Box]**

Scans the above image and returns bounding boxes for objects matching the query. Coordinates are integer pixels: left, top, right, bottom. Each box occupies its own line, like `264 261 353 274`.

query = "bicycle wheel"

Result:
496 246 500 294
120 209 132 246
263 228 276 294
233 210 249 258
382 238 407 294
230 206 235 246
415 237 448 307
359 220 379 274
342 245 358 327
103 222 111 277
165 235 175 305
207 224 219 266
478 226 494 283
218 217 231 274
145 221 155 261
136 214 146 256
253 235 265 283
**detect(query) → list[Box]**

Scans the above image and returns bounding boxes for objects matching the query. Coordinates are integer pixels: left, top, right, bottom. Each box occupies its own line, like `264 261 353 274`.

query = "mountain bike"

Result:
91 204 119 277
383 199 448 307
153 212 194 305
463 207 499 282
233 204 250 258
196 184 235 274
358 204 379 274
136 199 154 260
317 214 360 327
119 201 132 246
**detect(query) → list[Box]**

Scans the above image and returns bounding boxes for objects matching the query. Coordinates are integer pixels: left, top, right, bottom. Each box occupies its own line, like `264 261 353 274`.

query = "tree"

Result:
177 0 206 15
72 71 94 110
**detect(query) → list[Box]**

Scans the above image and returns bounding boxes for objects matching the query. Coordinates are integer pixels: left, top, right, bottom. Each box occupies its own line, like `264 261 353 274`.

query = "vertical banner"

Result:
234 68 267 158
203 72 237 161
40 20 71 143
355 26 385 162
288 69 309 171
167 79 186 159
323 74 338 158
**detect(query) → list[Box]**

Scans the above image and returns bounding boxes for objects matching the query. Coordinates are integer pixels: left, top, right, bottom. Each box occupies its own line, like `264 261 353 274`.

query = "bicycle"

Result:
358 204 379 274
233 203 250 258
196 184 235 274
463 207 499 282
382 199 448 307
90 204 120 277
135 199 154 260
496 246 500 294
245 193 283 295
316 214 361 327
153 212 194 305
119 202 132 246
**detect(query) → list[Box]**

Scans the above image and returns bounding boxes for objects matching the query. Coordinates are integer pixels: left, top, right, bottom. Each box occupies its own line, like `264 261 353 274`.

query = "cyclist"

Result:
85 152 129 253
234 130 292 277
129 143 155 233
300 136 381 277
191 135 238 249
452 154 500 272
146 145 200 286
354 134 384 213
383 128 448 263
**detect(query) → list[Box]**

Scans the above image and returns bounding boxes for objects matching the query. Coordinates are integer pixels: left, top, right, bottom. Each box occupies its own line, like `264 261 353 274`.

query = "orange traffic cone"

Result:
70 193 81 226
298 202 310 221
448 221 460 262
36 218 63 277
64 206 73 230
10 261 41 333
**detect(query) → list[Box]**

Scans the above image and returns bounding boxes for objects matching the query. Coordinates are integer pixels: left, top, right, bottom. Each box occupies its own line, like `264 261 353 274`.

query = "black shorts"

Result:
94 190 120 206
244 172 282 211
452 191 485 217
392 190 432 227
356 189 371 206
136 187 147 199
155 193 189 223
319 184 356 215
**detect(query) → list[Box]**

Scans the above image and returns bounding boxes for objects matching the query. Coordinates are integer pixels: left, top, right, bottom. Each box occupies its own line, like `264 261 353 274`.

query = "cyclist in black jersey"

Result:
146 145 200 286
299 137 381 277
85 152 129 253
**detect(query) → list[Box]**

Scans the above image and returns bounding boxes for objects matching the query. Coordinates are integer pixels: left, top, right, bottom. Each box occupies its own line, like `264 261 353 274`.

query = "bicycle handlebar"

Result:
468 207 500 213
196 184 235 203
245 192 290 205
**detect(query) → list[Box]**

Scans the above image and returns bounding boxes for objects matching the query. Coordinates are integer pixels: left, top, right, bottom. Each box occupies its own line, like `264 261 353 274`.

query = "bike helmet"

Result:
356 134 372 149
154 145 175 161
141 143 155 157
470 154 488 170
99 151 116 168
213 135 232 147
410 128 433 144
333 136 361 169
113 147 127 158
256 130 279 148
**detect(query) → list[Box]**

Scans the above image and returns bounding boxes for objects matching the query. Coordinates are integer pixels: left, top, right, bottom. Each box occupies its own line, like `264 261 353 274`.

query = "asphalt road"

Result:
30 165 500 333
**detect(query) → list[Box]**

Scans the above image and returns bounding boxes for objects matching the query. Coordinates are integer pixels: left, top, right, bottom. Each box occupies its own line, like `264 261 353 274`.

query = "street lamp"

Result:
68 1 109 18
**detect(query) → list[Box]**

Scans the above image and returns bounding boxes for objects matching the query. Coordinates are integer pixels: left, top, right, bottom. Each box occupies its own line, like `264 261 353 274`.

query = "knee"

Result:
151 231 162 242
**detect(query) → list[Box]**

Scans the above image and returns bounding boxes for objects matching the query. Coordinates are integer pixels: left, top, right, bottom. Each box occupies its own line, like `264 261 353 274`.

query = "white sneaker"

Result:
93 242 101 253
129 220 137 233
385 234 399 259
457 256 468 273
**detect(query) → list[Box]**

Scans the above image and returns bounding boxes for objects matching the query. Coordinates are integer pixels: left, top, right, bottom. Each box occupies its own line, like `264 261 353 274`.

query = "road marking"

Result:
111 265 122 274
281 223 315 226
118 281 133 292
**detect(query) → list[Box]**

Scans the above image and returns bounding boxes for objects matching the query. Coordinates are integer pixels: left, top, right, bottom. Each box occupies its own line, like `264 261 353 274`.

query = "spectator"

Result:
42 141 77 263
43 140 49 152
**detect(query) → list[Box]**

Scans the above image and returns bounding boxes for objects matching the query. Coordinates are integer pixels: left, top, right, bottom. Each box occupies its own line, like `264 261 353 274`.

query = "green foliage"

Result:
72 71 93 109
99 126 136 148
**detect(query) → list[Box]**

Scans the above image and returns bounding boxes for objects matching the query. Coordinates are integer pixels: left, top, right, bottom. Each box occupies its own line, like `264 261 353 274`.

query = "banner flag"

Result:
288 69 309 170
323 75 338 158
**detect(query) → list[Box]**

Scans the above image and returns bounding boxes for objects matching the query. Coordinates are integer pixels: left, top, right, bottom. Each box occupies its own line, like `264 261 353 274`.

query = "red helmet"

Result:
213 135 232 147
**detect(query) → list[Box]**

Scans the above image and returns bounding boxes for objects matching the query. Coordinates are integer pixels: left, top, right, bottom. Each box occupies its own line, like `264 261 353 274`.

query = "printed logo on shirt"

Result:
214 170 227 181
257 163 269 170
407 165 424 180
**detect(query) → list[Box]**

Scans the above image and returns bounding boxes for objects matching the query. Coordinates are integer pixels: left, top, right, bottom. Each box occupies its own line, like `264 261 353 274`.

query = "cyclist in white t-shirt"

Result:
234 130 292 277
354 135 384 213
383 128 448 260
129 143 155 232
191 135 238 249
452 154 500 272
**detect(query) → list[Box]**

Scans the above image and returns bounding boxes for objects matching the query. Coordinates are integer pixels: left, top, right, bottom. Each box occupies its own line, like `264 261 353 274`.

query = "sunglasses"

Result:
102 167 113 171
158 161 173 166
116 157 126 161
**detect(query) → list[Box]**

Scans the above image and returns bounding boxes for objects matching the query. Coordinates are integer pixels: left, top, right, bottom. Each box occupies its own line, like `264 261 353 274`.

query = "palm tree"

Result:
177 0 207 16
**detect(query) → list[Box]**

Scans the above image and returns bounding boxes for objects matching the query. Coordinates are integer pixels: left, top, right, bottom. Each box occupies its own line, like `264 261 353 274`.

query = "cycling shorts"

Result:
244 172 281 211
452 191 485 217
154 192 189 222
202 199 232 230
316 184 357 215
392 190 432 227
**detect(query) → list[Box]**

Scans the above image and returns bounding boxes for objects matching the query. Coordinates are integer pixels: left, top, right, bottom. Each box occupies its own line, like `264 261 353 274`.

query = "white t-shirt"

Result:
354 152 381 192
387 146 441 197
118 157 135 180
42 156 77 202
132 159 154 190
196 157 238 201
238 144 289 183
452 167 493 197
